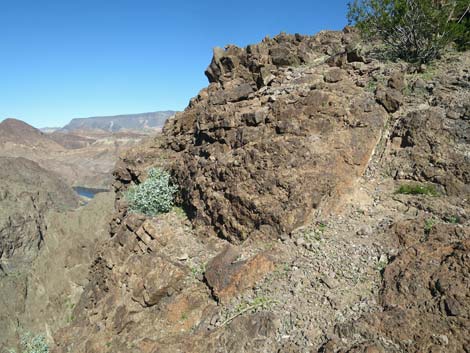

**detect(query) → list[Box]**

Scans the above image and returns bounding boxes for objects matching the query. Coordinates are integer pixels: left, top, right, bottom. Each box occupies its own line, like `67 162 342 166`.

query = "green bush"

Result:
395 183 439 196
453 1 470 50
125 167 177 216
347 0 470 63
8 333 49 353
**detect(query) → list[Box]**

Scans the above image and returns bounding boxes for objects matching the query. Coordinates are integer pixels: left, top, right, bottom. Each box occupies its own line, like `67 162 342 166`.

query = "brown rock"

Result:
162 33 387 242
444 297 462 316
257 66 276 87
142 256 185 306
388 71 405 91
204 245 275 302
225 83 254 102
124 213 145 232
375 86 403 113
270 46 301 66
324 68 346 83
135 227 152 245
388 108 470 196
325 222 470 353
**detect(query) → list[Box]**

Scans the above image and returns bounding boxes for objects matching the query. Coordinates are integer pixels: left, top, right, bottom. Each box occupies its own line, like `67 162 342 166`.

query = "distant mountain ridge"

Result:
61 111 176 132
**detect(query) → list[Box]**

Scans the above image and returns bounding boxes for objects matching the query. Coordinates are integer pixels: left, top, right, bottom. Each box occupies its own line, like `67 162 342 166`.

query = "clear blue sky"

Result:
1 0 349 128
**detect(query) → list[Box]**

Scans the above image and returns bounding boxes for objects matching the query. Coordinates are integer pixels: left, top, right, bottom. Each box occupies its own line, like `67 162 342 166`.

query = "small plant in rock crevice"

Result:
125 167 178 216
219 296 278 327
424 218 436 234
395 183 439 197
446 215 461 224
190 262 206 279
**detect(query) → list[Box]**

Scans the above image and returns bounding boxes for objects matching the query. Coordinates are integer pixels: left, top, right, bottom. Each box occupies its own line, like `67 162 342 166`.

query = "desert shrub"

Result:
125 167 178 216
395 183 439 196
453 1 470 50
7 333 49 353
347 0 470 63
424 218 437 233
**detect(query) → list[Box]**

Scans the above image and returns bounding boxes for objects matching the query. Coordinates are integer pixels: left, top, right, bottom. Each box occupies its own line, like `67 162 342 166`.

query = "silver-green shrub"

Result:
125 167 177 216
7 333 49 353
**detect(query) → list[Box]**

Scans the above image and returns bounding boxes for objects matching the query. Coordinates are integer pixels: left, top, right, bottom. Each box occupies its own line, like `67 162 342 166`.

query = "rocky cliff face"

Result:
53 29 469 353
0 157 78 270
0 181 114 352
0 156 116 350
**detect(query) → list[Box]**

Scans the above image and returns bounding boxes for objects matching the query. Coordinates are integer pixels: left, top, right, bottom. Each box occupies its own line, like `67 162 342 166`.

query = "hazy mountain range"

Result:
0 111 175 188
60 111 176 132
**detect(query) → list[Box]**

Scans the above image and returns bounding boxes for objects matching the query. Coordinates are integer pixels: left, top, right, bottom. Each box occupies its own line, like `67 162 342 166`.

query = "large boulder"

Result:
162 32 388 242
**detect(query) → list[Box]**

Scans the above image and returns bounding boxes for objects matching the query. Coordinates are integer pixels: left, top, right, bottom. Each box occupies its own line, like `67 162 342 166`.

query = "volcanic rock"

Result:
51 30 470 353
204 245 275 302
162 32 388 242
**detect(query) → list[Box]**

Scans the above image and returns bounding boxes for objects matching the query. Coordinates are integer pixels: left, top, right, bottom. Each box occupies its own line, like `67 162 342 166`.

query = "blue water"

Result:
73 186 108 199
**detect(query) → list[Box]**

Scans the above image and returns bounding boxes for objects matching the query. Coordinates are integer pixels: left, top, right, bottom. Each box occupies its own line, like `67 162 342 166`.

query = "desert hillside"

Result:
0 156 115 352
0 119 156 189
47 29 469 353
0 119 65 150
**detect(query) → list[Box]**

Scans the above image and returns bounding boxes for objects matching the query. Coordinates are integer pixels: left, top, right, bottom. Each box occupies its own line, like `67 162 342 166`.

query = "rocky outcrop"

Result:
52 30 470 353
161 30 388 242
53 175 279 352
388 106 470 197
204 245 275 303
319 51 470 353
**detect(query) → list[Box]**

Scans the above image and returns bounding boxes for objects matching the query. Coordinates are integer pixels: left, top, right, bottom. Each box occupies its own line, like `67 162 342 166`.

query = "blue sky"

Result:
1 0 350 128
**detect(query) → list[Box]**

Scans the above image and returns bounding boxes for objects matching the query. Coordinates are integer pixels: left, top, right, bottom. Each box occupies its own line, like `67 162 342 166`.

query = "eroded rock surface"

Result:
162 31 388 242
204 245 275 303
0 157 78 270
0 156 114 351
53 30 470 353
322 222 470 353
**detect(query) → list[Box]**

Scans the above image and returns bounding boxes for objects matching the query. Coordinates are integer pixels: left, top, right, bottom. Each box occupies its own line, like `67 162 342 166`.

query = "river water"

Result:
73 186 109 199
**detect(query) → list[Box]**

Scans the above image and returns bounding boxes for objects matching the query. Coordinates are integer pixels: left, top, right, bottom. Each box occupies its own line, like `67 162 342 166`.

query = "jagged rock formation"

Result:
53 29 469 353
320 55 470 352
162 30 388 241
320 221 470 353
